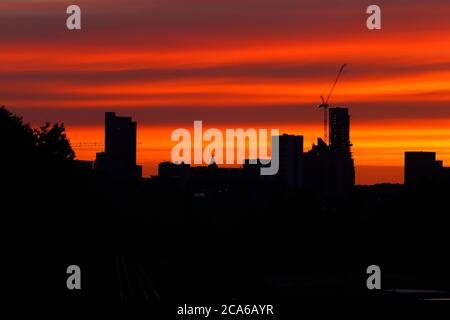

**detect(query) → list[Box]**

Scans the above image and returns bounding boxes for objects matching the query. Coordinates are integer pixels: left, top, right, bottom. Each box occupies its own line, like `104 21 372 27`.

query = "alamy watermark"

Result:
367 5 382 30
171 121 280 176
66 5 81 30
366 265 381 290
65 5 381 31
66 265 81 290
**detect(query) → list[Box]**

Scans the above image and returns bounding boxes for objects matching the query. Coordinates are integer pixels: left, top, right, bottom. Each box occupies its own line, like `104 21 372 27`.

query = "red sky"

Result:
2 0 450 184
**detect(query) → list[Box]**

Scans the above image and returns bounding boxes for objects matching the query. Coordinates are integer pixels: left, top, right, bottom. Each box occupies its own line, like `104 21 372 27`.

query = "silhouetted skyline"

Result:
97 108 356 194
3 1 450 184
83 109 448 188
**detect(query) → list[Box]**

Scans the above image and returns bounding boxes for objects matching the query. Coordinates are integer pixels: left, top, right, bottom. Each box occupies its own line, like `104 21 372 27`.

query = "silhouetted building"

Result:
442 167 450 184
95 112 142 179
159 161 190 183
243 159 274 184
329 107 351 156
404 152 442 185
304 107 354 195
158 160 244 186
276 134 304 189
304 138 331 194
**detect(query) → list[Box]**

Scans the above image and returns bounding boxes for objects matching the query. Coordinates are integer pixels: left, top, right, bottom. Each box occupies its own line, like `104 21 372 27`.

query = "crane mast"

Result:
318 64 346 144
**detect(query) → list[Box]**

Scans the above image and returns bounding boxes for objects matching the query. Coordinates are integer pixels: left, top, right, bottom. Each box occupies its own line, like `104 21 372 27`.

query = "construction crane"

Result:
318 64 346 144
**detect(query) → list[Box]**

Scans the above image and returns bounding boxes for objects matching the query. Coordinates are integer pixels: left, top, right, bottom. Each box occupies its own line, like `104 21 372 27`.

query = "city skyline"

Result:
2 0 450 184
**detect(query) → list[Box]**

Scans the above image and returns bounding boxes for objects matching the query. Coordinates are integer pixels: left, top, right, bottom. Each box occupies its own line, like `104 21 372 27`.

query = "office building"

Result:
95 112 142 179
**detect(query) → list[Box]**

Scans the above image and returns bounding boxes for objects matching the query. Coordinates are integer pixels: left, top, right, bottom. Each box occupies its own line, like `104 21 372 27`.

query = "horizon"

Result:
5 107 415 185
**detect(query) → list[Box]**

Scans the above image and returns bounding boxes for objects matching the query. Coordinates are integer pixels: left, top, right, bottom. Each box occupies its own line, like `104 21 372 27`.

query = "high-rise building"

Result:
404 152 441 185
304 107 354 195
105 112 136 167
95 112 142 179
329 107 351 155
276 134 304 189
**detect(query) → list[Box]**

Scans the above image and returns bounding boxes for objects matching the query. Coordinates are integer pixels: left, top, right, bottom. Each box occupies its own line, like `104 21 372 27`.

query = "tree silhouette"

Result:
34 122 75 161
0 105 34 163
0 106 75 167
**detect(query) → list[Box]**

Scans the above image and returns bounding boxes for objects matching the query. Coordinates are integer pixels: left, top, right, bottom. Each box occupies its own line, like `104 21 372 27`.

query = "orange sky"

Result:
2 0 450 184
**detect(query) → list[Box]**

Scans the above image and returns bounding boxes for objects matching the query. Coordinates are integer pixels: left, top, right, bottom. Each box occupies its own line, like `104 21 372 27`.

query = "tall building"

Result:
239 134 304 189
329 107 354 193
95 112 142 179
105 112 136 166
329 107 351 155
276 134 304 189
304 107 354 195
404 152 441 185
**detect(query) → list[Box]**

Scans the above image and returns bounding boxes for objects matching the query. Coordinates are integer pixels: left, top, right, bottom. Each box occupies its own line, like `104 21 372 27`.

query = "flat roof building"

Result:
404 151 441 185
95 112 142 179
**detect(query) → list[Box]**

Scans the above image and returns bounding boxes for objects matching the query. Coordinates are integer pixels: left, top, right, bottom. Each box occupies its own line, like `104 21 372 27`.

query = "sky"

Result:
1 0 450 184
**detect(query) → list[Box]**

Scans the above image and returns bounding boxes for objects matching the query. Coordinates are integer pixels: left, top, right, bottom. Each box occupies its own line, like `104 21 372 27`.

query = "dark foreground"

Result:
4 164 450 316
